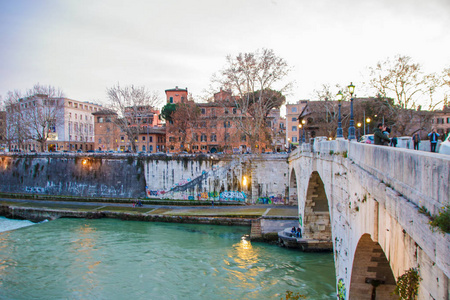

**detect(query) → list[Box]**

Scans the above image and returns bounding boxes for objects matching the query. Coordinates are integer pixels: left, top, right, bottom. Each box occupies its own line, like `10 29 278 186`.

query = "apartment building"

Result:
93 107 165 153
6 94 103 152
285 100 308 144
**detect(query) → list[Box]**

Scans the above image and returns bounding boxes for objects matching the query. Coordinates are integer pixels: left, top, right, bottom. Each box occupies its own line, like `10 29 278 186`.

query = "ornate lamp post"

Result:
298 124 302 144
347 82 356 140
336 91 344 138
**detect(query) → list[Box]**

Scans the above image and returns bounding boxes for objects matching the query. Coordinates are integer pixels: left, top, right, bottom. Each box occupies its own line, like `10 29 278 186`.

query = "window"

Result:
150 137 153 142
224 121 231 128
210 134 217 142
201 121 206 128
292 117 297 121
447 117 450 124
201 145 207 150
291 107 297 113
98 117 103 123
75 114 77 120
292 137 298 142
142 145 146 152
292 126 297 131
169 97 173 103
121 136 125 142
233 107 237 114
194 134 198 142
201 108 206 114
241 134 246 142
99 138 102 144
150 145 153 152
201 134 207 142
142 136 146 141
224 108 229 114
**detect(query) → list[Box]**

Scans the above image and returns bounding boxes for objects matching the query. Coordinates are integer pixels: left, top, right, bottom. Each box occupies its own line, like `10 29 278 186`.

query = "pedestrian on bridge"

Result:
374 123 390 146
412 132 421 150
428 128 440 152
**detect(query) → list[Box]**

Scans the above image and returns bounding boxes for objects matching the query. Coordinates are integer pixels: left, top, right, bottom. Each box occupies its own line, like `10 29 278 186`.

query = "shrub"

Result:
430 205 450 233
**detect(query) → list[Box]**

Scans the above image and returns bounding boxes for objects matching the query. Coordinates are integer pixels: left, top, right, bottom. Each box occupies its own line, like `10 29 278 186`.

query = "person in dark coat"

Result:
374 123 390 145
412 132 421 150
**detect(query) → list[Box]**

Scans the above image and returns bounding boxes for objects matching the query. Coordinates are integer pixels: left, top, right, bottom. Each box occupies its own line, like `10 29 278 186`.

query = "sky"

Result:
1 0 449 109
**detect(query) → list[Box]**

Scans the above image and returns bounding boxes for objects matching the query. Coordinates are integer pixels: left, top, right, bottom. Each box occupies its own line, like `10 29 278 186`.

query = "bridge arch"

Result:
288 168 298 205
302 171 332 243
349 234 396 299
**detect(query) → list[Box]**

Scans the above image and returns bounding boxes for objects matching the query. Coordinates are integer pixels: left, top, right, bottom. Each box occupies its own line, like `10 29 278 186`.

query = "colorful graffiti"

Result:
257 195 284 204
337 278 346 300
219 191 247 202
198 191 219 200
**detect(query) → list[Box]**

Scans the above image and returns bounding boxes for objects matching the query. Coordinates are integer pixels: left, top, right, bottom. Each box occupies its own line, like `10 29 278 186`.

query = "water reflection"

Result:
68 223 102 297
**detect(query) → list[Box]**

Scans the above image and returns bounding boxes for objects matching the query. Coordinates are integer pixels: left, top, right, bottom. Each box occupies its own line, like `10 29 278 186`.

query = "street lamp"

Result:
347 82 356 140
298 123 302 144
357 122 362 140
336 91 344 138
287 138 291 152
366 117 371 134
301 119 306 143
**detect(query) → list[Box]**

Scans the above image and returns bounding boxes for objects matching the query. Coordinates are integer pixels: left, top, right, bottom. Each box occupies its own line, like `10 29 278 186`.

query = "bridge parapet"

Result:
347 141 449 216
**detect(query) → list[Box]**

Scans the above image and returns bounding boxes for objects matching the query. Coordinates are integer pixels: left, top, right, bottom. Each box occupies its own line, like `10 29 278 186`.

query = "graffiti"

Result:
337 278 346 300
174 178 191 187
257 195 284 204
199 192 208 199
299 214 303 227
257 197 271 204
25 186 46 194
188 196 195 200
219 191 246 202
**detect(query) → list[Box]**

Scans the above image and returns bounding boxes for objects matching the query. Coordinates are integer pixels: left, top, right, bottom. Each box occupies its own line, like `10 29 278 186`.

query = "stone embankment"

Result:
0 197 299 239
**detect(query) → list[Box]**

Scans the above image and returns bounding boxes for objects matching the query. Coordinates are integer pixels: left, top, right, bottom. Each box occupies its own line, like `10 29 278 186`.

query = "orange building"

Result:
93 108 166 153
165 87 283 153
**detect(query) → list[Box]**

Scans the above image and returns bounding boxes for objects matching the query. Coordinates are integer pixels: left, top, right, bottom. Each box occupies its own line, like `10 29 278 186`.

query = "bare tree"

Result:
106 83 161 152
4 90 29 151
214 48 291 152
368 55 432 110
25 84 65 151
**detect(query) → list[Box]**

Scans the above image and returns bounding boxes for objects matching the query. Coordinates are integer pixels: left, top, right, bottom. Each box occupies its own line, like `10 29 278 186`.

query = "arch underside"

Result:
289 168 298 205
349 234 396 300
303 171 331 242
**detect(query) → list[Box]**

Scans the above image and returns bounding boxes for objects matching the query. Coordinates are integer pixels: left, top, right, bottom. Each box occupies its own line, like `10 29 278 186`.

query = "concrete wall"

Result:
0 153 289 203
289 140 450 299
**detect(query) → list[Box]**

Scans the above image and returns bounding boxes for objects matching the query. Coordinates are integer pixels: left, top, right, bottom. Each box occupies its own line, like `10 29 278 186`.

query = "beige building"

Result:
6 94 103 152
285 100 308 145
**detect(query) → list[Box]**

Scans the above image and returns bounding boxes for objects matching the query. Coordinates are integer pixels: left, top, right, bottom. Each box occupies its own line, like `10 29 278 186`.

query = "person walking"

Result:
374 123 390 145
428 129 440 152
412 132 421 150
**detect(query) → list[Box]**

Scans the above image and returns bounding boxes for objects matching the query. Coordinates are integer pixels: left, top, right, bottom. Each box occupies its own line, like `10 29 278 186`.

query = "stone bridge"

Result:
289 139 449 299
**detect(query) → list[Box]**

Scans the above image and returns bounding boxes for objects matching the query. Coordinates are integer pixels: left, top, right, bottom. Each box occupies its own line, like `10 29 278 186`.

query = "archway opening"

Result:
288 169 298 205
303 171 332 242
349 234 396 300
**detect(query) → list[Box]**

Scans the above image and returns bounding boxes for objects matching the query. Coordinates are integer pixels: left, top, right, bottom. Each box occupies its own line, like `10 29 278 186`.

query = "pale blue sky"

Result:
1 0 449 108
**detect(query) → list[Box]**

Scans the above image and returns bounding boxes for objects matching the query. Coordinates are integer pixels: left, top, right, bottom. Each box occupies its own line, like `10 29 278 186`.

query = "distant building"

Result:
0 111 6 150
93 107 165 153
5 94 103 152
431 105 450 139
285 100 308 144
165 87 284 153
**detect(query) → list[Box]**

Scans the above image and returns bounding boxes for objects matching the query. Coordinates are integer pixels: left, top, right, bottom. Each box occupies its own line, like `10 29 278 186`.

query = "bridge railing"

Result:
347 141 449 216
294 139 449 215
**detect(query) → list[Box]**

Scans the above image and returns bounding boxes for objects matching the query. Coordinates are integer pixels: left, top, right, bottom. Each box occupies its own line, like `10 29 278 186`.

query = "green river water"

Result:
0 217 336 299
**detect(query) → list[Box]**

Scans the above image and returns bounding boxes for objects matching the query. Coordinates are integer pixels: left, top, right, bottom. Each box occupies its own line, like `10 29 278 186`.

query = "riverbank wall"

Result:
0 204 253 226
0 153 289 203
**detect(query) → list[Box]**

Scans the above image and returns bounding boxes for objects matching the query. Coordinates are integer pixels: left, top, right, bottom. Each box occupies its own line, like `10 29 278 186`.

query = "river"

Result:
0 217 336 299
